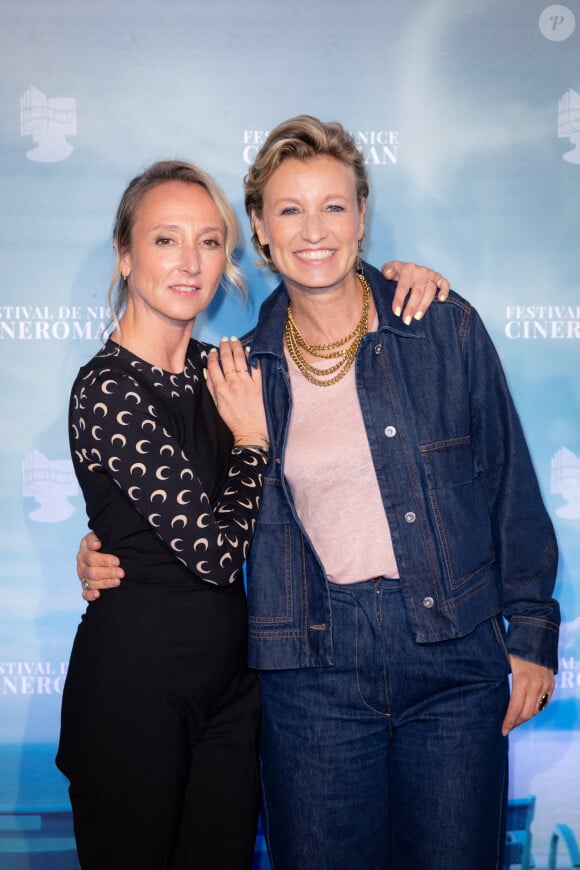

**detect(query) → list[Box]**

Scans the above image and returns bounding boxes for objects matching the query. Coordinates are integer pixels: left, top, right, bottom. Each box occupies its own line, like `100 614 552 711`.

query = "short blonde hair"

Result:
244 115 369 271
108 160 245 324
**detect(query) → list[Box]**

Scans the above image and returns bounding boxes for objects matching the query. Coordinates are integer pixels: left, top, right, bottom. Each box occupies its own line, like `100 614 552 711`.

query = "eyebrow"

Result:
150 223 224 233
271 194 350 206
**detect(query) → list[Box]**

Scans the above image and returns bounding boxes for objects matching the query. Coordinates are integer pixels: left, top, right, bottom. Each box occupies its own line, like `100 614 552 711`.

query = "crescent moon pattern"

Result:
70 342 266 587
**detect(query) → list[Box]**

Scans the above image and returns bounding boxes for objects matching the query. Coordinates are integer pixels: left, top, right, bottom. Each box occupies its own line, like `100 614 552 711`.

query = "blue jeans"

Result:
259 578 510 870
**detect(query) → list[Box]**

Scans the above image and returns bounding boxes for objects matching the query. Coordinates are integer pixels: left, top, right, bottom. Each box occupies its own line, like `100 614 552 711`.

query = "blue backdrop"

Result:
1 1 579 865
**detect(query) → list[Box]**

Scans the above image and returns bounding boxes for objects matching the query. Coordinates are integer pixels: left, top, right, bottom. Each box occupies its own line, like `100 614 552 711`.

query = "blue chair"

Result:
547 823 580 869
0 805 79 869
504 796 536 869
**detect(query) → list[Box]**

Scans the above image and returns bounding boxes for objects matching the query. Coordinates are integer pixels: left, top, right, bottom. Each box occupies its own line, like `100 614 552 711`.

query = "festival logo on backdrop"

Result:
20 85 77 163
558 89 580 164
504 305 580 340
242 128 399 166
22 449 79 522
551 447 580 520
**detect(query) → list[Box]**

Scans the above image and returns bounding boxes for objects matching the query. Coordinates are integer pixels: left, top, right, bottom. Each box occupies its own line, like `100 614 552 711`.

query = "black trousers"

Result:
57 578 260 870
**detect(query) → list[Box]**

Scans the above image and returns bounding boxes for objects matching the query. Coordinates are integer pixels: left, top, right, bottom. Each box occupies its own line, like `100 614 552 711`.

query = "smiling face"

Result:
252 155 366 298
119 180 226 330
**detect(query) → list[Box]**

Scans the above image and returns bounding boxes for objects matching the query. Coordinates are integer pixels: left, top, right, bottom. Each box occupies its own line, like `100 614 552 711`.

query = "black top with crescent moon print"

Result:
69 339 266 588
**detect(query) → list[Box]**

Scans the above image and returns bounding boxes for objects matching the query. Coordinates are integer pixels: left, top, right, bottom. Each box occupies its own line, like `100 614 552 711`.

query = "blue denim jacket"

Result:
245 263 559 672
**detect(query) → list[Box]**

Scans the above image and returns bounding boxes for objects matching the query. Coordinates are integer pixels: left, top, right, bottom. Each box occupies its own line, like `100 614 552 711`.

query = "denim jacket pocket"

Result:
247 476 298 626
419 437 495 591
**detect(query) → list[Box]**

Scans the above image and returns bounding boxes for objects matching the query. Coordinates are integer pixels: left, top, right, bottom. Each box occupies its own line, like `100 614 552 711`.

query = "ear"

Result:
118 246 132 280
251 211 269 247
358 198 367 243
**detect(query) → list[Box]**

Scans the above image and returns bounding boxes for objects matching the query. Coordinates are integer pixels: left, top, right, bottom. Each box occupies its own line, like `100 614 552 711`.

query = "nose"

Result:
301 210 326 243
179 245 201 274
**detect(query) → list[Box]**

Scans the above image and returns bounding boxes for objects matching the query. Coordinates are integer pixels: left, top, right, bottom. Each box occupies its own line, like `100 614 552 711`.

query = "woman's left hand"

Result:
382 260 450 324
501 655 556 735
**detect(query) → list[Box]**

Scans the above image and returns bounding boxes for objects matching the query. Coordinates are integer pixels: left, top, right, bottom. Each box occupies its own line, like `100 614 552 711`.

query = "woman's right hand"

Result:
205 338 269 449
77 533 124 602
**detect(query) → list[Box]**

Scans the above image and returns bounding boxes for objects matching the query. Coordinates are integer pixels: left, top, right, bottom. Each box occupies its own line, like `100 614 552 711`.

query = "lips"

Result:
169 284 200 293
295 249 334 262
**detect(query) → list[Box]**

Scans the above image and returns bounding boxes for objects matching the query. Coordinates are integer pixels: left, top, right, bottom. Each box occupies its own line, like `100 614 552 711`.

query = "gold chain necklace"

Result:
284 273 371 387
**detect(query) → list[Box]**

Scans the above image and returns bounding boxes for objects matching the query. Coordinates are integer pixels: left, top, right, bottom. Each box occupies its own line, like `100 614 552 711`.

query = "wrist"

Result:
233 433 270 450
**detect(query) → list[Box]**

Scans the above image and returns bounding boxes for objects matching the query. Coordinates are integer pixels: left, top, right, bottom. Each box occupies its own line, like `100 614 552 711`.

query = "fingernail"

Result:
404 315 412 326
203 368 208 380
394 306 401 318
414 310 423 321
245 346 251 353
385 267 394 276
208 347 217 354
230 335 238 342
438 294 447 302
221 336 228 342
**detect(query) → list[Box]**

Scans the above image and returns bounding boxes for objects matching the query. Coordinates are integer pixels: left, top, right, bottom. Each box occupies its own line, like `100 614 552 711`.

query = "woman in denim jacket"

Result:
78 116 558 870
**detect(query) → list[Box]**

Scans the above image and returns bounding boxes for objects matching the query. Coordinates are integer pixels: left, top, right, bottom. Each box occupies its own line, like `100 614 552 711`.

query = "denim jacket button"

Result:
374 344 382 354
404 511 416 524
423 596 435 609
384 426 397 438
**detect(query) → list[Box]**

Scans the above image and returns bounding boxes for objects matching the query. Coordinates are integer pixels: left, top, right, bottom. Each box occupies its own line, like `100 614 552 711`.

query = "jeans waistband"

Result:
327 575 402 593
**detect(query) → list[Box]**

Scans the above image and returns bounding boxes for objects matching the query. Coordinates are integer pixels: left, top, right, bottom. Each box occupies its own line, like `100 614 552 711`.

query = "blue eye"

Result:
327 204 345 212
280 207 299 216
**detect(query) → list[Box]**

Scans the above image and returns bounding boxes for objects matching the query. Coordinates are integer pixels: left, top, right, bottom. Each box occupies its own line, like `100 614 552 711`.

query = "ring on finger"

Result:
537 693 549 712
81 578 91 591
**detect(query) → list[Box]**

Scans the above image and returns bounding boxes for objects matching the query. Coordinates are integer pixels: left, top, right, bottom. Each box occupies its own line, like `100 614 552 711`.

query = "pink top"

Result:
283 332 400 584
